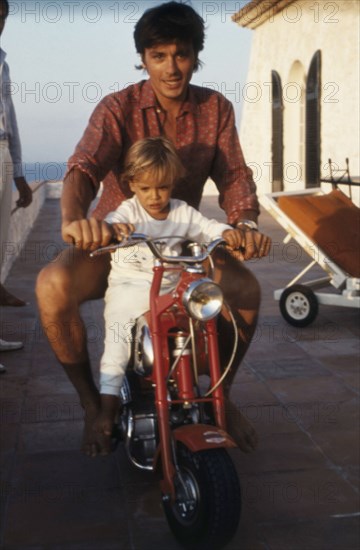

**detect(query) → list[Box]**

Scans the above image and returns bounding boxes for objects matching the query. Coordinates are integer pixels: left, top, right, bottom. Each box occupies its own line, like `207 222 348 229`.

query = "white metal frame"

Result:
260 188 360 310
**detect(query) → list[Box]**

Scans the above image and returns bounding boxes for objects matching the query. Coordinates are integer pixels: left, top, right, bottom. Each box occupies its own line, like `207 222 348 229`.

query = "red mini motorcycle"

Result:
93 235 241 548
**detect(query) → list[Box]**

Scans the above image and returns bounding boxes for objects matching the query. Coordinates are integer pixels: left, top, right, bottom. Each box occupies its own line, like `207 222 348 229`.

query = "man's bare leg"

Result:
213 249 261 452
36 247 111 455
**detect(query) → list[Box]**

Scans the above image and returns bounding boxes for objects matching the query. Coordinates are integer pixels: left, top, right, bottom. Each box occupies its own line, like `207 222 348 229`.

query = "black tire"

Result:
279 284 318 327
162 445 241 549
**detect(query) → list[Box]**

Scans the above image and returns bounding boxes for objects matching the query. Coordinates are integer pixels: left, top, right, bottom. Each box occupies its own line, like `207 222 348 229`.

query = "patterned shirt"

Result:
67 79 259 223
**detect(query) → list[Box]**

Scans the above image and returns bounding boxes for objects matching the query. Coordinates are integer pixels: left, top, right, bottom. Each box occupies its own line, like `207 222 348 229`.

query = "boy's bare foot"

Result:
0 284 26 307
81 409 112 457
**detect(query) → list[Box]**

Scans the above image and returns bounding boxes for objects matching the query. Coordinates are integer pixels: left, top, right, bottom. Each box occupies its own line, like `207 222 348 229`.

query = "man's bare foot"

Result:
82 405 113 457
82 394 120 457
59 362 108 456
225 398 258 453
0 284 26 307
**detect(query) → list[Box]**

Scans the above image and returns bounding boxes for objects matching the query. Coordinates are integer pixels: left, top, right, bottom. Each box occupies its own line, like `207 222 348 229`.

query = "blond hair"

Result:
123 137 185 188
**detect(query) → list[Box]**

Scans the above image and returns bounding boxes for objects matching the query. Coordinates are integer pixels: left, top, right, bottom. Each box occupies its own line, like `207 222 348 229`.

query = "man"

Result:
0 0 32 372
36 1 271 455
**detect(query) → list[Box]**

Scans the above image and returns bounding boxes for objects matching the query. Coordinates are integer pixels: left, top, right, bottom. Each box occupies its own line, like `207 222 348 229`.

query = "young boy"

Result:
93 137 244 448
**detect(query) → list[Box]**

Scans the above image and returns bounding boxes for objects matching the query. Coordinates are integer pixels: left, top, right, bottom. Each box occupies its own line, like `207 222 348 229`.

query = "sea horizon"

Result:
22 161 67 183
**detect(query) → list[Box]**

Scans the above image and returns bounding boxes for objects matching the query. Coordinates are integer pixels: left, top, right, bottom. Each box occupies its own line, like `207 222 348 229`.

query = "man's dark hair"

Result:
134 1 205 69
0 0 9 17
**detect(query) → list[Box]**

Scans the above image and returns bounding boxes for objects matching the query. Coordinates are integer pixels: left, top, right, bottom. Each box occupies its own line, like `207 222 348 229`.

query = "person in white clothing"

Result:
0 0 32 372
0 0 32 306
93 136 246 451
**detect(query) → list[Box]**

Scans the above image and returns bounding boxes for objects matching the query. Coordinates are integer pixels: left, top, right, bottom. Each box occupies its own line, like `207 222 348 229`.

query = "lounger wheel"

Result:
279 285 318 327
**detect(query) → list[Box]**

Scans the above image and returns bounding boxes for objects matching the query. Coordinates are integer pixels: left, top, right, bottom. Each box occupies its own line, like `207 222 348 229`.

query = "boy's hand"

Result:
111 222 135 241
222 228 271 261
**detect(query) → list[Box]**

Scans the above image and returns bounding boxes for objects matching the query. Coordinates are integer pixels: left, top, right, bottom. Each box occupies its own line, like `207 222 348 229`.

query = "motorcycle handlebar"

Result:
90 233 226 264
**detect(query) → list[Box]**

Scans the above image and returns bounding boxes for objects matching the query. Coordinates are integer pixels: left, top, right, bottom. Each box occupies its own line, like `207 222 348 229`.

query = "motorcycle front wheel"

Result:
162 444 241 549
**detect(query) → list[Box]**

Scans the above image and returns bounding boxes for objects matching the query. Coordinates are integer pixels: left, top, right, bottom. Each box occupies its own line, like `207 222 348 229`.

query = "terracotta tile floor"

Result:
0 196 359 549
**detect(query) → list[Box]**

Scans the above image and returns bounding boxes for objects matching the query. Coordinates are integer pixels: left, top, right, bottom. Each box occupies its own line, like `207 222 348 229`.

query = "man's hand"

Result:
223 227 271 261
14 177 33 208
61 217 114 251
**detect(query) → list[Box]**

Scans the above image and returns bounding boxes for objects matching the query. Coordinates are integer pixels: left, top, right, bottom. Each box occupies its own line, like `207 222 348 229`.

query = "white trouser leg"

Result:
100 279 151 396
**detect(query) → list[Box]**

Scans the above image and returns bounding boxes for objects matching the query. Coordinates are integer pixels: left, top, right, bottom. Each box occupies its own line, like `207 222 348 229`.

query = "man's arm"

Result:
60 94 126 250
61 168 112 251
210 98 271 260
210 100 259 222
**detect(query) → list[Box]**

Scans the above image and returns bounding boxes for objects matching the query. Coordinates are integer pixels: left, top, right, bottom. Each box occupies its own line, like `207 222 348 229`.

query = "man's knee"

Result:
36 262 72 311
36 249 109 310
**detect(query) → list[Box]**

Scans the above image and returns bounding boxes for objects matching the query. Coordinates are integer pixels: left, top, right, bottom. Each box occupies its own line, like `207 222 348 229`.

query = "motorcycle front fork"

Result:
158 328 227 500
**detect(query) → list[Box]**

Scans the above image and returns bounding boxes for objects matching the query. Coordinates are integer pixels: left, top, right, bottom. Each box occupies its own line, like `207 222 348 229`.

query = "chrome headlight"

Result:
182 278 223 321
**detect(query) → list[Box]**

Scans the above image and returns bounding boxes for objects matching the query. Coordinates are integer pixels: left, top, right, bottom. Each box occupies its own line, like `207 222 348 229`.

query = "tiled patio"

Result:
0 195 359 549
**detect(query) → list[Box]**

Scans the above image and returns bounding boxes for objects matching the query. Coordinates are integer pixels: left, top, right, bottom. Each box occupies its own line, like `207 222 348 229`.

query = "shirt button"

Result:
156 109 161 113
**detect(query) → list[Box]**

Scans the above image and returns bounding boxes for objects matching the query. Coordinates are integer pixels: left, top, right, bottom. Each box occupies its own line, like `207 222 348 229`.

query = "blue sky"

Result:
2 1 252 162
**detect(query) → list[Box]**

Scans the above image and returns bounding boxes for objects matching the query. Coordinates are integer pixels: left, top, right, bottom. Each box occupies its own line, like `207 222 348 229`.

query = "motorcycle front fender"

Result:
172 423 237 451
153 424 237 486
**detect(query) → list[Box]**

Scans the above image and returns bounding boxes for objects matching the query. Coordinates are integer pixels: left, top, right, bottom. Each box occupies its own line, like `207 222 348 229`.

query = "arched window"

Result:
306 50 321 187
283 61 306 190
271 70 283 191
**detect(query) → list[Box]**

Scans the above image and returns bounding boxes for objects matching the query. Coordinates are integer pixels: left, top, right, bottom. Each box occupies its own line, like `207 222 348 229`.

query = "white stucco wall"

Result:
1 181 63 282
238 0 360 197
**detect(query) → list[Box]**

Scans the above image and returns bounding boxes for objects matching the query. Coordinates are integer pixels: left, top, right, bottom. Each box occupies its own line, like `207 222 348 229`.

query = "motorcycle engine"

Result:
119 375 158 471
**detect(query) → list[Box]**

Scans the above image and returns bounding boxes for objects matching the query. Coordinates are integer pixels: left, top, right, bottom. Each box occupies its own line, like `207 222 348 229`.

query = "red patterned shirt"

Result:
67 79 259 223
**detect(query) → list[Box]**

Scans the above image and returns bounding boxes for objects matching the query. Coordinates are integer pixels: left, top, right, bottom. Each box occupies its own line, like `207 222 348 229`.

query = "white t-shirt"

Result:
105 197 231 285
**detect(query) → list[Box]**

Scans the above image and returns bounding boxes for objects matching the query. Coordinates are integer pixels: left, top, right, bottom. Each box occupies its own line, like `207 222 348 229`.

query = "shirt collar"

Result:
139 79 157 109
139 79 199 116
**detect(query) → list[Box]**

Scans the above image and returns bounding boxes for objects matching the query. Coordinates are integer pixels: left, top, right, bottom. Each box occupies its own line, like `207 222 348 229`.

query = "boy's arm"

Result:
104 201 135 241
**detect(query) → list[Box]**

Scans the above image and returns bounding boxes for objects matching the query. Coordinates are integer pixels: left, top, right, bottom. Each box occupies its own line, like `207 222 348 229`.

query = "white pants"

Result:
0 141 13 278
100 278 152 396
